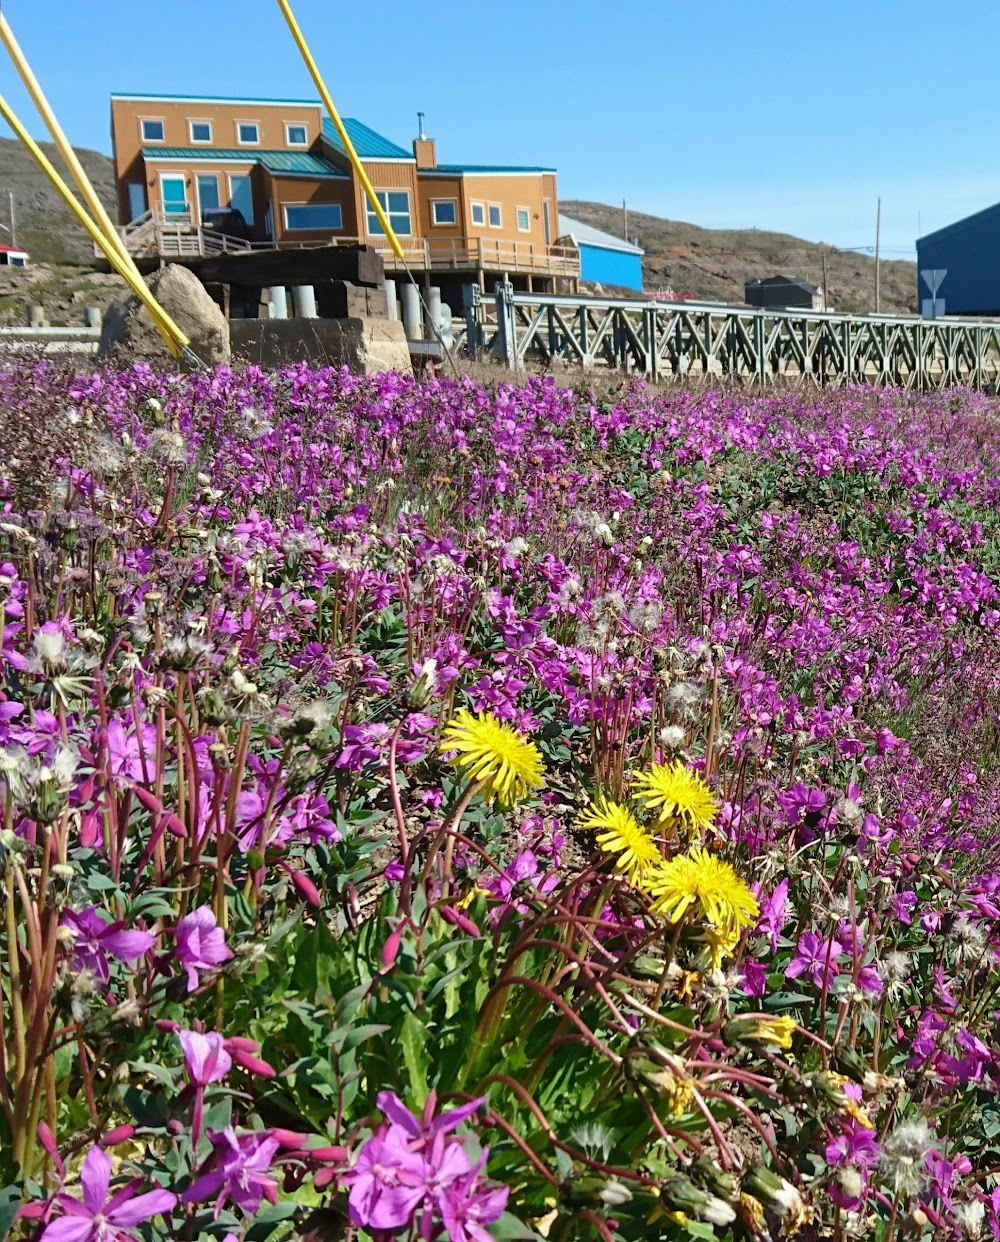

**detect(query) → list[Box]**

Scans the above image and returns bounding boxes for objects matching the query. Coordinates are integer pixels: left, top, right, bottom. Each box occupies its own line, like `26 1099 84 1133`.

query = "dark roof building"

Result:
745 274 822 311
916 202 1000 317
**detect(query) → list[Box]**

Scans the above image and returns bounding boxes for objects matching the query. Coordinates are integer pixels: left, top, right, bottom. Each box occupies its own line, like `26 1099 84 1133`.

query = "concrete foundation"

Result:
230 316 413 377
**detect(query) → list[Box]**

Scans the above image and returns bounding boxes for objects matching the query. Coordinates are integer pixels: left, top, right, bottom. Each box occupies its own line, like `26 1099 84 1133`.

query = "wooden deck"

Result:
109 211 580 279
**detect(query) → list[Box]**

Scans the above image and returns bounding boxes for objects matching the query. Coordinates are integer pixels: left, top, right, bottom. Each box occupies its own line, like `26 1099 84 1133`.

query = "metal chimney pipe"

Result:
417 111 426 140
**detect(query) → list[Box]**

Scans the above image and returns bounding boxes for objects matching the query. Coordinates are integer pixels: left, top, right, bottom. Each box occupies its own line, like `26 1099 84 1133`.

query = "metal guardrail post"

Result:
494 281 518 369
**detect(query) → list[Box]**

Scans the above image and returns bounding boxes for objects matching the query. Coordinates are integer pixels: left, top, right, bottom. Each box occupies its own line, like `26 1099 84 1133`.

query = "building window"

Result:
229 175 255 225
285 123 308 146
431 200 457 226
140 119 165 143
516 207 531 232
160 174 187 216
471 201 485 226
189 120 213 144
196 175 221 220
366 190 411 237
236 122 260 146
127 182 147 221
488 204 502 228
284 204 343 231
543 199 551 244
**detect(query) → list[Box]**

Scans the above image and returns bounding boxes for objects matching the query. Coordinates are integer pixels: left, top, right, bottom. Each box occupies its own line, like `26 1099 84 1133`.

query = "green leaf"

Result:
0 1186 21 1242
488 1211 544 1239
398 1010 431 1103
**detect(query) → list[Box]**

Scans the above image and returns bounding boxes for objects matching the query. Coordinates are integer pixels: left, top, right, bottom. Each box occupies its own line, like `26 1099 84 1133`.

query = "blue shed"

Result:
558 214 644 292
916 202 1000 317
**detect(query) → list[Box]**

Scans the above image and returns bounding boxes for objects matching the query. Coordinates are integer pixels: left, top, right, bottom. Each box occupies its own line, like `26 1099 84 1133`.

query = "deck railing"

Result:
109 214 580 277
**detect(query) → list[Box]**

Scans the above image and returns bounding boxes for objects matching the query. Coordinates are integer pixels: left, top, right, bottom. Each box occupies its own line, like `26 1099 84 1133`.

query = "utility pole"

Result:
822 249 828 312
875 195 881 314
623 197 628 242
9 191 15 249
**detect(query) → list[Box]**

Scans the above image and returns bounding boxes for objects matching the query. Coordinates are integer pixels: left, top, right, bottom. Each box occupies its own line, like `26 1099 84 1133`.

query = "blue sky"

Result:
2 0 998 257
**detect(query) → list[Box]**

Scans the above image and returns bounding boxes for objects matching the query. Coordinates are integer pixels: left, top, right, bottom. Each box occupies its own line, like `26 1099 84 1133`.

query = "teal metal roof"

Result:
141 148 347 177
114 93 320 107
322 117 413 161
431 164 556 175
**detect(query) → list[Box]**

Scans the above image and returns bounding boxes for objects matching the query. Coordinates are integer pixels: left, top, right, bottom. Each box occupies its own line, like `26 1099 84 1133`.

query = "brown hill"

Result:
562 200 917 316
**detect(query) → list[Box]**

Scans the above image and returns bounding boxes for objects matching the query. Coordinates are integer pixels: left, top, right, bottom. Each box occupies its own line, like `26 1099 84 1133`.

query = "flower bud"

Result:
723 1015 796 1050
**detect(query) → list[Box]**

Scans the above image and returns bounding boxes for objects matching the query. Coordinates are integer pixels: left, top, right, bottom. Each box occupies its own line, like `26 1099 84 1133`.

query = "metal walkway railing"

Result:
475 285 1000 390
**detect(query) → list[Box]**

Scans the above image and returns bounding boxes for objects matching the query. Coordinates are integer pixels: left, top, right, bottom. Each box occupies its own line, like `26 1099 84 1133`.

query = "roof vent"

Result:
417 111 427 141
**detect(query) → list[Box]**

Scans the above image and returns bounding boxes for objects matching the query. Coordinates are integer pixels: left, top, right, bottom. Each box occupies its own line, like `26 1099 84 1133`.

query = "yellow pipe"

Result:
0 93 188 358
0 16 187 356
274 0 405 260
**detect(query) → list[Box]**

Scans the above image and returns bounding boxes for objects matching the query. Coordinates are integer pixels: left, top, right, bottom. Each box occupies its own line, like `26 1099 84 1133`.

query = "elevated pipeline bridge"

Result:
468 285 1000 390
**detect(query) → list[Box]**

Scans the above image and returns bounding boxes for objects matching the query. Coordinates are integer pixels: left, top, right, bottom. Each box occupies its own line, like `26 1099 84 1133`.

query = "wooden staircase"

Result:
99 210 255 261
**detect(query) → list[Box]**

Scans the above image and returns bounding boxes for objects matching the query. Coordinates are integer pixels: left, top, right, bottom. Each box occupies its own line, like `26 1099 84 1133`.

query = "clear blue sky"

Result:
2 0 998 258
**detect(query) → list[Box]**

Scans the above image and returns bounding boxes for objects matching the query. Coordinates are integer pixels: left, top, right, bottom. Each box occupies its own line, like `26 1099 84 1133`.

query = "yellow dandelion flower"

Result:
645 847 759 934
579 796 662 886
724 1014 797 1050
646 1056 695 1118
695 923 741 972
633 761 718 838
440 709 545 807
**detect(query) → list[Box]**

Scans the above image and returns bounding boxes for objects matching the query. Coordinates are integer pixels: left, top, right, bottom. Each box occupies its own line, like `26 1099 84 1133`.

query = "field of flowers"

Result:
0 359 999 1242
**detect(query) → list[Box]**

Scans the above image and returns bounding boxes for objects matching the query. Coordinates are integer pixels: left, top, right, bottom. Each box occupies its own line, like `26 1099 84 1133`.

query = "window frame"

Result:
516 206 531 233
430 199 457 227
189 119 213 145
195 174 221 220
235 120 261 147
139 117 166 144
285 123 309 147
488 203 502 229
283 203 344 232
470 201 486 227
159 172 188 217
366 190 411 238
228 173 255 226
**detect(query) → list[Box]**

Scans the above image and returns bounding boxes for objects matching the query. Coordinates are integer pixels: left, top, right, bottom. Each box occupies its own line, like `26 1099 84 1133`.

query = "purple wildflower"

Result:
174 906 232 992
182 1128 280 1218
40 1146 176 1242
177 1030 232 1086
785 932 842 989
440 1171 510 1242
345 1127 427 1232
61 908 153 985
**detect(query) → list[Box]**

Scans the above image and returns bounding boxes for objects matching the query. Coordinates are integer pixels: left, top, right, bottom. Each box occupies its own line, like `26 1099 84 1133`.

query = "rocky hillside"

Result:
562 200 918 315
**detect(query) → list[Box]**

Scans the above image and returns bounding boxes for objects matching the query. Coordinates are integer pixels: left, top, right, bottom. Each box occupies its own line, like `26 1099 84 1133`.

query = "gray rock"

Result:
229 316 412 377
99 264 230 369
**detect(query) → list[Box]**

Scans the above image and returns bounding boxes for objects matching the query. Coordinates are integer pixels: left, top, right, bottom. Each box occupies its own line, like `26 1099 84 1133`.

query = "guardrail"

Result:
477 285 1000 390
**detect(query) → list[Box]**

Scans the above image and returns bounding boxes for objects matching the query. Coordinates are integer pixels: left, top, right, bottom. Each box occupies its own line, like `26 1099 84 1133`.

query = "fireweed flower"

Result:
645 847 759 934
40 1145 176 1242
785 932 843 990
61 908 153 985
579 797 661 886
439 709 545 806
174 906 232 992
182 1128 280 1218
177 1030 232 1085
632 761 718 839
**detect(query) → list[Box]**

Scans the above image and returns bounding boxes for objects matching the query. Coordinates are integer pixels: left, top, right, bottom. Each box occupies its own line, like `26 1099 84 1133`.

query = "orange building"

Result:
109 94 578 293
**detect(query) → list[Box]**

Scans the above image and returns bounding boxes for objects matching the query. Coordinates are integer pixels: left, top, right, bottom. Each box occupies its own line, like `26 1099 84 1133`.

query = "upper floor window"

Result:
367 190 411 237
516 207 531 233
140 119 165 143
189 120 213 144
285 123 308 146
237 122 260 146
488 204 502 228
470 201 485 226
431 200 457 226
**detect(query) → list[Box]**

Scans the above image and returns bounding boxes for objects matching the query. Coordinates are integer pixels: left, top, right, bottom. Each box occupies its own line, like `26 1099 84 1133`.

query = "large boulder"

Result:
99 264 230 369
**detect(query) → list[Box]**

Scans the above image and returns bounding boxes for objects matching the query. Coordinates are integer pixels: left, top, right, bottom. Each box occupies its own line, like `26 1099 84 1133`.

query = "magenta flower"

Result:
785 932 842 989
440 1171 509 1242
753 878 789 953
181 1128 280 1218
174 906 232 992
40 1146 176 1242
346 1126 428 1231
177 1030 231 1086
61 908 153 985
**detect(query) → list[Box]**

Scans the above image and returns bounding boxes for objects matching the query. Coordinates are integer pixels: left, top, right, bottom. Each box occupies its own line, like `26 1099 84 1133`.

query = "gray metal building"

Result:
916 203 1000 317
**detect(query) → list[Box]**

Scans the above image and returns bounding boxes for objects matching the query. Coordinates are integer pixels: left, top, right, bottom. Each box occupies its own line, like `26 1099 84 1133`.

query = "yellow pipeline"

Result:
275 0 405 259
0 16 189 358
0 93 189 359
